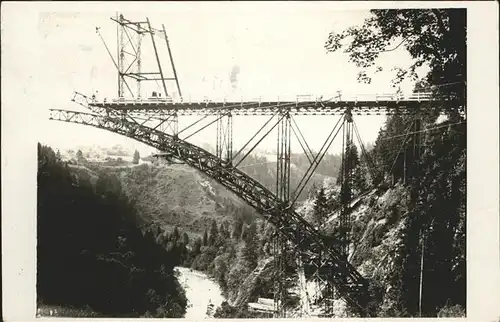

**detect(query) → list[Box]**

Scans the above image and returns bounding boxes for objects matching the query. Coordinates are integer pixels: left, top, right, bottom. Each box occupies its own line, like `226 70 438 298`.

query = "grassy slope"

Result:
84 159 334 237
86 163 250 236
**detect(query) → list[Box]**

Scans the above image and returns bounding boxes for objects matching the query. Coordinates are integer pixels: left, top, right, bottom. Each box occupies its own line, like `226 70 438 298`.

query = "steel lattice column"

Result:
339 108 354 261
276 110 291 203
273 232 287 318
216 111 233 164
118 14 125 98
274 109 291 317
136 26 142 98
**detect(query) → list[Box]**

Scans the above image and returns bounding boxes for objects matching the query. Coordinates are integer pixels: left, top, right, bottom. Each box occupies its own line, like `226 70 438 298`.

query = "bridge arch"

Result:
50 108 371 315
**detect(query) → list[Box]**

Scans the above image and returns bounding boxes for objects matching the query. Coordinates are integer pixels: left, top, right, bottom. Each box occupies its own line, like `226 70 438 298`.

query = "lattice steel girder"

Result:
88 99 461 116
216 112 233 163
49 108 371 315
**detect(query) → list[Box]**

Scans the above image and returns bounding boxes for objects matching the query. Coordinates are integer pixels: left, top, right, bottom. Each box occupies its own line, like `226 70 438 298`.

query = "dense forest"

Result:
322 8 466 317
37 144 188 317
183 215 279 318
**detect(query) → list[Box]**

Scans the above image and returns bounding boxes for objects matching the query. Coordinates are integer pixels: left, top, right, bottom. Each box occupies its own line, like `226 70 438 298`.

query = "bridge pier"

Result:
272 232 287 318
339 107 354 261
273 108 292 318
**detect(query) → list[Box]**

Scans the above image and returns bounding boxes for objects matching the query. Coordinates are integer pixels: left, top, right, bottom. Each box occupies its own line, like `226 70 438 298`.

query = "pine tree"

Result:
171 226 180 243
133 150 140 164
208 220 219 246
182 232 189 246
193 237 202 255
202 229 208 246
313 187 328 226
219 222 227 239
76 149 85 164
243 222 258 269
232 217 244 240
353 163 368 193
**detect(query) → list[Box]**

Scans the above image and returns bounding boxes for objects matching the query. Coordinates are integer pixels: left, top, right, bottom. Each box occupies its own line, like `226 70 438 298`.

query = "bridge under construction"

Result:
49 14 465 317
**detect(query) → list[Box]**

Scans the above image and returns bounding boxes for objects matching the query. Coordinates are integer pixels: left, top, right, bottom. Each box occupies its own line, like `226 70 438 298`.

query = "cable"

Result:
352 120 376 180
388 122 414 175
378 121 466 142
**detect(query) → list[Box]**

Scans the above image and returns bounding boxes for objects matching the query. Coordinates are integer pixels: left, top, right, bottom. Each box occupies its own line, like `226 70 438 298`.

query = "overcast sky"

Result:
3 2 428 156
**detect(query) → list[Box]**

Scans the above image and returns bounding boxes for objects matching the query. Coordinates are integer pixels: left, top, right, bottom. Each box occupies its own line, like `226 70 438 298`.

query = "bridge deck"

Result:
89 98 457 115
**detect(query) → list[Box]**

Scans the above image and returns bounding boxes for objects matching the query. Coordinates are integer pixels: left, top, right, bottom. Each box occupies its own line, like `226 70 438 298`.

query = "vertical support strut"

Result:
273 109 292 318
273 232 287 318
146 18 169 98
339 107 353 261
116 12 121 98
215 112 233 164
162 24 182 99
172 112 179 137
118 14 125 98
136 25 142 98
297 252 310 317
276 109 291 203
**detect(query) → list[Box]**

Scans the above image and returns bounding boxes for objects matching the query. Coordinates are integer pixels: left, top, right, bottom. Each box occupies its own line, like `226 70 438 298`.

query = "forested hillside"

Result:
37 144 188 318
93 163 249 235
77 151 338 237
303 112 466 317
321 8 466 316
235 152 341 196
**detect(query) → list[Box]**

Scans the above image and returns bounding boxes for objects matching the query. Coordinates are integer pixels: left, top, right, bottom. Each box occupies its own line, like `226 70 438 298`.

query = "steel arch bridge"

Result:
48 13 466 318
49 92 463 317
50 106 373 312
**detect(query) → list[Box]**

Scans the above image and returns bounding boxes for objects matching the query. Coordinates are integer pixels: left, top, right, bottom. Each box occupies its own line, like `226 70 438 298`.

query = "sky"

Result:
4 2 428 157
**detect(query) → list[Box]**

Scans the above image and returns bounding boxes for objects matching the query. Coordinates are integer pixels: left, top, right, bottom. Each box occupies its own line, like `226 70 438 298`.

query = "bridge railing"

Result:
88 91 442 106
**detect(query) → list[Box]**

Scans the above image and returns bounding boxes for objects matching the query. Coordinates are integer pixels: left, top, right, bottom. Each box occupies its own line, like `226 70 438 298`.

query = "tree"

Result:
133 150 140 164
353 163 368 193
232 216 244 240
193 237 202 255
337 144 360 185
336 143 362 206
312 187 329 226
242 222 258 269
202 229 208 246
37 143 188 317
171 226 180 243
325 9 466 105
208 219 219 246
76 149 86 164
182 232 189 246
219 222 227 240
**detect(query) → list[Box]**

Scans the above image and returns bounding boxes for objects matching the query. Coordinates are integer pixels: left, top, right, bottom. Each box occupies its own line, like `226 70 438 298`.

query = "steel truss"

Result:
58 13 465 318
49 107 373 316
273 232 288 318
96 13 183 137
63 88 459 317
216 111 233 164
100 14 182 99
88 98 462 116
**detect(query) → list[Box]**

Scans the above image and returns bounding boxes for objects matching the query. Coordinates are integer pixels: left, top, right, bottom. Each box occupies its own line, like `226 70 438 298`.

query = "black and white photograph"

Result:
1 2 499 321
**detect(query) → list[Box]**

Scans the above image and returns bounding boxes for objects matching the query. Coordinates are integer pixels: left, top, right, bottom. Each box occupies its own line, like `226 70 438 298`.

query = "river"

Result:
175 267 226 319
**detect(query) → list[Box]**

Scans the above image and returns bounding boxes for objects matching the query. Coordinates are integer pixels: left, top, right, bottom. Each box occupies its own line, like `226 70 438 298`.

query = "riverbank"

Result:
175 266 226 319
